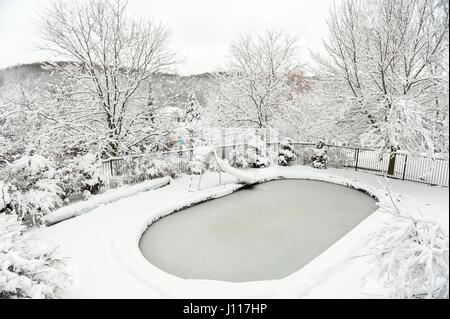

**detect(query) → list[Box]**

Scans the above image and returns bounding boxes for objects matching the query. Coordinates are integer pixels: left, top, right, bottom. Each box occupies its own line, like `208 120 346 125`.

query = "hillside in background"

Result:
0 62 215 108
0 62 320 108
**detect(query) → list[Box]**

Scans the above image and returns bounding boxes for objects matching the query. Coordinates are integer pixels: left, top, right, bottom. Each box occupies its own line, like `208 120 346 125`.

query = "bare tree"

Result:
212 29 305 129
37 0 178 156
315 0 449 154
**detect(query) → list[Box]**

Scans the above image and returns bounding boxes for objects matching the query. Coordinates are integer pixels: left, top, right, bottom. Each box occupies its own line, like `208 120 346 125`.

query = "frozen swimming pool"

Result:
139 180 378 282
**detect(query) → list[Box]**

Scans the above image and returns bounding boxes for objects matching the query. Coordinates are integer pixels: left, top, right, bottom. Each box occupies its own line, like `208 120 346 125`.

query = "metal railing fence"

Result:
101 142 449 188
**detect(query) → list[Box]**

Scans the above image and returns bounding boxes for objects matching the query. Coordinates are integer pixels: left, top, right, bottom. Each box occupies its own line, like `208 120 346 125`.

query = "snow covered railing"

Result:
100 142 449 189
291 143 449 187
101 142 280 188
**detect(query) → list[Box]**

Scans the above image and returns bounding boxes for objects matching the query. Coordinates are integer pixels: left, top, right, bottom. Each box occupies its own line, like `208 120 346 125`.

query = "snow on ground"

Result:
33 165 449 298
45 177 170 225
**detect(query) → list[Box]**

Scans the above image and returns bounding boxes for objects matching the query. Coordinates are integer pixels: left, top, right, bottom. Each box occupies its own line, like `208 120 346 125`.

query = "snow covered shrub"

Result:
364 187 449 299
82 190 91 200
56 153 105 199
311 141 328 169
294 146 314 165
0 214 72 298
185 91 202 124
229 132 271 168
122 153 182 184
278 138 296 166
0 154 62 225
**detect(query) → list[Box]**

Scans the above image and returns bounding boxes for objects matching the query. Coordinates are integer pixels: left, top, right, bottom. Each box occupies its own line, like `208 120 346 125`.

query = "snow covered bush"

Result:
185 91 202 124
0 214 72 298
0 153 62 225
311 141 328 169
229 132 271 168
82 190 92 200
294 146 315 165
278 138 296 166
364 187 449 299
122 154 183 184
56 153 105 200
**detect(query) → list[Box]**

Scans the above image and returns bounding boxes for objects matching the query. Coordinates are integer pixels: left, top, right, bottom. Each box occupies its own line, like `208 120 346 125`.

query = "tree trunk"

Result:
387 146 397 176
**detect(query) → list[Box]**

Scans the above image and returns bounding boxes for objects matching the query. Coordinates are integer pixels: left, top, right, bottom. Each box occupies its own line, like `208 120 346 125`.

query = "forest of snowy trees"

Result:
0 0 447 209
315 0 449 155
1 0 448 162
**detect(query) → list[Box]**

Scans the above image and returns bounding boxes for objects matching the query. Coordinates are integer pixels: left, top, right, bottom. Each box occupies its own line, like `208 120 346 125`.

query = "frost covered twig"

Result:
362 181 449 299
0 214 73 299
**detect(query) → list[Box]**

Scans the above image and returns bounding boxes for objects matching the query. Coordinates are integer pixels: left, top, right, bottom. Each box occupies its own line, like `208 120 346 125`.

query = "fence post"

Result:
1 186 5 209
402 155 408 180
355 148 360 171
387 149 397 176
221 128 226 159
244 135 248 163
107 160 114 189
233 136 237 164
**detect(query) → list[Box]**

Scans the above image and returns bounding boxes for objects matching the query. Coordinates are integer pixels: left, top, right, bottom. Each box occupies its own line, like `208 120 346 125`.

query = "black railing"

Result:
292 143 449 187
101 142 449 188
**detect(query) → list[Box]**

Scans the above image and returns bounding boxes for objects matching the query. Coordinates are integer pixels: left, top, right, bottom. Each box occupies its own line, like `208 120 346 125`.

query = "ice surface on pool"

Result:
139 180 377 282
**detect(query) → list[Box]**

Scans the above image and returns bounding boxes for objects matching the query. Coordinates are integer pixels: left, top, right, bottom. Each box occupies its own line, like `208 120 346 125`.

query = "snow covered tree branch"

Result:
315 0 449 155
212 29 308 130
36 0 178 157
0 214 72 298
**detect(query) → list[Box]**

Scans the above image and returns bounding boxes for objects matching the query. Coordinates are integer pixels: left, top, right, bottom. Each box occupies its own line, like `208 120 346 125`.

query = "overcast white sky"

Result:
0 0 335 75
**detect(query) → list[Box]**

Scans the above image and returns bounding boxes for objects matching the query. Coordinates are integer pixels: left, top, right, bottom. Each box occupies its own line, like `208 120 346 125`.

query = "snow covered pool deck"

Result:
37 166 449 298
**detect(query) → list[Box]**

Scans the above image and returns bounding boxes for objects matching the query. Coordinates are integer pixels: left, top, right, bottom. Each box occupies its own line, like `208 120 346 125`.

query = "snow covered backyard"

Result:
1 0 448 303
30 166 448 298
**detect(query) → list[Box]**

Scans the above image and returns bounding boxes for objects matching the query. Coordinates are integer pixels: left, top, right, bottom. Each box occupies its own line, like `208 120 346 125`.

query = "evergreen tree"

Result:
185 91 201 123
278 138 296 166
311 141 328 169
